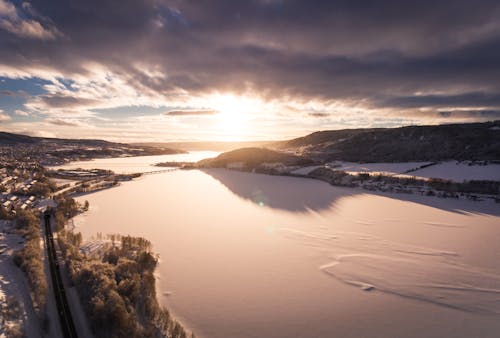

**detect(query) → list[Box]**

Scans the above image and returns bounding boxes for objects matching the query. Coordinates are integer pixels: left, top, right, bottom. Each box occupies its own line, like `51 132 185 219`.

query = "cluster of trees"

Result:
307 168 354 186
58 232 192 338
54 196 80 230
29 182 56 197
0 205 12 219
427 178 500 195
198 147 314 169
12 210 47 312
13 176 57 197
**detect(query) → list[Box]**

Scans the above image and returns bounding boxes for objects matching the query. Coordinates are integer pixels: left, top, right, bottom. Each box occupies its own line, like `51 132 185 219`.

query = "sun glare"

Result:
204 93 264 141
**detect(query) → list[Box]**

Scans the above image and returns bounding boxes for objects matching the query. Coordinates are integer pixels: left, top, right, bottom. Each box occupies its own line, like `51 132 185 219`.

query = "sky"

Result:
0 0 500 142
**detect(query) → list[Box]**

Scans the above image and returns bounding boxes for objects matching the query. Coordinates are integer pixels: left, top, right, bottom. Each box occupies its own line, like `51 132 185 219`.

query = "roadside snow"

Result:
0 220 40 338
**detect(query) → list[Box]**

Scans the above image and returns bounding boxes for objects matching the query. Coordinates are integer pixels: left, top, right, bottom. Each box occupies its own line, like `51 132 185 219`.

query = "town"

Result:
0 140 147 217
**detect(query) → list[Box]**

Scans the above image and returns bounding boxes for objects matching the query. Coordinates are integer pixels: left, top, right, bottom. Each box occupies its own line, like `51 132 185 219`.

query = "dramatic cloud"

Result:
14 109 29 116
38 95 100 109
0 0 61 40
436 110 500 118
45 118 82 127
0 109 10 121
0 0 499 140
164 109 219 116
308 112 330 118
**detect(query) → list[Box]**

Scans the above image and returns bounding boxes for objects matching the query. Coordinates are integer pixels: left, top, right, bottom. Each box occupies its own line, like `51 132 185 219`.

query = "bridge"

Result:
124 168 180 176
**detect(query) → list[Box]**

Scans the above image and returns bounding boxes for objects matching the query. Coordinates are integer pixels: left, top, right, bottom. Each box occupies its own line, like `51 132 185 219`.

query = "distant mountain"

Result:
275 121 500 162
0 131 44 144
0 131 115 146
0 131 184 157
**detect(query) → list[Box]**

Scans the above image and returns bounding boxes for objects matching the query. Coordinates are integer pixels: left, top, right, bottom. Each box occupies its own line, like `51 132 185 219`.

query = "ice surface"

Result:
71 164 500 338
280 228 500 314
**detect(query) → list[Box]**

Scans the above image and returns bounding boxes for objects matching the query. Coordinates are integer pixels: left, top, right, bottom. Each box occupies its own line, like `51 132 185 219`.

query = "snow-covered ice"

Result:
72 165 500 338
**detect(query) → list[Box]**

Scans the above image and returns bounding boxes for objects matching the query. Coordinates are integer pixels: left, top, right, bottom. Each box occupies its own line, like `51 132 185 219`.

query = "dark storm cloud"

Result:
382 92 500 109
437 110 500 118
1 0 500 116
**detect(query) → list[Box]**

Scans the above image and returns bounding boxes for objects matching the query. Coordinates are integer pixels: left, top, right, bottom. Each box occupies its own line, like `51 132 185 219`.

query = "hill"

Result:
275 121 500 162
0 131 184 153
198 147 314 169
0 131 184 165
0 131 116 147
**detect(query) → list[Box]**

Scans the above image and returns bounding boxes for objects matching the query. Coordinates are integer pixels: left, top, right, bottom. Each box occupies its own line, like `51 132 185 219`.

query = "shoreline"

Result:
62 180 195 337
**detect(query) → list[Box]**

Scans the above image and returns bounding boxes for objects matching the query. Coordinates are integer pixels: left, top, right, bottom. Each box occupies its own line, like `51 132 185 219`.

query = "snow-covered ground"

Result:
330 161 500 182
409 161 500 182
50 178 79 187
331 161 432 176
0 220 40 338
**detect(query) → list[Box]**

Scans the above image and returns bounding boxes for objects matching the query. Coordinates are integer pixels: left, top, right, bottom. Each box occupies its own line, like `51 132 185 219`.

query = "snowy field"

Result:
331 161 500 182
331 161 431 176
409 161 500 182
0 221 39 337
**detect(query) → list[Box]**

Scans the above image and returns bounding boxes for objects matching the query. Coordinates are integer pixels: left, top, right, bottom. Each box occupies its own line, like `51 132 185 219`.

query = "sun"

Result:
218 110 246 133
204 93 264 141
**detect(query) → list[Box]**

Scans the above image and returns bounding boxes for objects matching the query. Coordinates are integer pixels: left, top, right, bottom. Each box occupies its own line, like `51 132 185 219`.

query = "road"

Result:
43 211 79 338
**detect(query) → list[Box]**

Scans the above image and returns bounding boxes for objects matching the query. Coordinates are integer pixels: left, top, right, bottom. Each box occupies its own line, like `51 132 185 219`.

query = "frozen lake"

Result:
50 151 220 174
71 154 500 338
